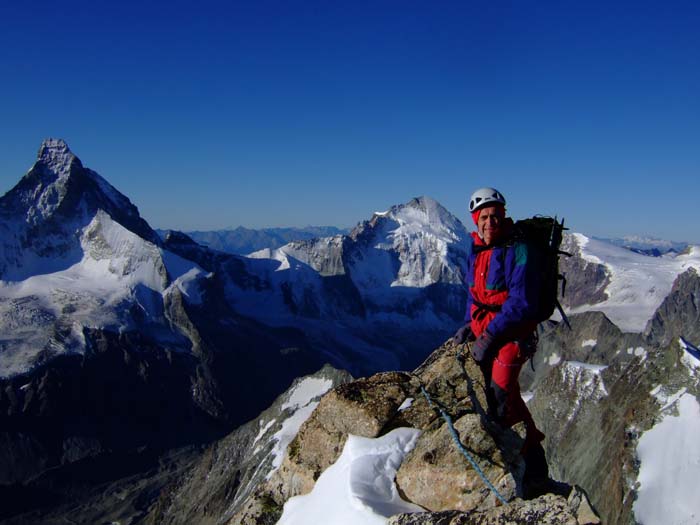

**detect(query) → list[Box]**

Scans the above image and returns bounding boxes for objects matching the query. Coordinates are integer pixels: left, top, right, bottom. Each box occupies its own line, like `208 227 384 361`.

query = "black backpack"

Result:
510 216 571 328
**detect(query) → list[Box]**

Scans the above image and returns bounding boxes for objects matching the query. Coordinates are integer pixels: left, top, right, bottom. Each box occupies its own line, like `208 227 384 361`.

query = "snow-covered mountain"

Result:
4 139 700 525
0 141 329 521
245 196 470 326
0 140 473 523
0 139 159 281
560 232 700 332
0 140 212 377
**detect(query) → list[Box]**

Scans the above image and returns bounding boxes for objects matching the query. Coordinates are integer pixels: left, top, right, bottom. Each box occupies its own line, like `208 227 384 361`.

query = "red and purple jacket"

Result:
465 224 540 341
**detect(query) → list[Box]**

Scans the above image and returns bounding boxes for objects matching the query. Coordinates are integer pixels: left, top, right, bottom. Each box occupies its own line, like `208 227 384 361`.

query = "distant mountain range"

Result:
0 140 471 522
157 226 350 255
160 228 690 260
594 235 689 256
2 139 700 524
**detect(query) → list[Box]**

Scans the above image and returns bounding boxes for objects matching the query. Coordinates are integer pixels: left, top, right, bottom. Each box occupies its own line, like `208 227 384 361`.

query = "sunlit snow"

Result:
265 376 335 477
0 212 205 377
277 428 424 525
548 353 562 366
634 393 700 525
281 377 334 411
567 234 700 332
398 397 414 411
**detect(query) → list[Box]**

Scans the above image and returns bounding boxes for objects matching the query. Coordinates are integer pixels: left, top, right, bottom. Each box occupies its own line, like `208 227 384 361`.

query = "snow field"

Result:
568 234 700 332
633 393 700 525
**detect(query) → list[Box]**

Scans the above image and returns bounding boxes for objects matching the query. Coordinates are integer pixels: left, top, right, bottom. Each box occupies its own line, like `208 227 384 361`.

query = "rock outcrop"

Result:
232 340 599 524
558 235 611 309
520 311 646 392
144 365 353 525
528 304 700 525
645 267 700 347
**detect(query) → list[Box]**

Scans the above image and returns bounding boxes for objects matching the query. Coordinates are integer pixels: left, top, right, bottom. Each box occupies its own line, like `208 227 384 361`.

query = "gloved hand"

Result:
453 323 475 344
470 330 498 363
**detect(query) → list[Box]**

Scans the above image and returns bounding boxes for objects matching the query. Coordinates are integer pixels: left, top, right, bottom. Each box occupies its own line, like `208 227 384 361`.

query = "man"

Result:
454 187 548 484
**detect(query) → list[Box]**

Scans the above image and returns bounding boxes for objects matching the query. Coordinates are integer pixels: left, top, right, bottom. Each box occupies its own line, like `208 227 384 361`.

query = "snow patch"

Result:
281 377 334 412
265 377 336 474
626 346 646 357
633 393 700 525
548 353 562 366
277 428 424 525
252 419 276 450
561 361 608 406
398 397 414 411
267 402 319 477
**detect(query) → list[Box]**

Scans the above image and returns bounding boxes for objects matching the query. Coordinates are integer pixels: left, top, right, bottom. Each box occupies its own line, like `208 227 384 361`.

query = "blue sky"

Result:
1 1 699 241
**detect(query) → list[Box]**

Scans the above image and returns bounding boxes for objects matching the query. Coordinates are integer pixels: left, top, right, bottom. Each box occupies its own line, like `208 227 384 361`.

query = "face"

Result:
477 205 505 245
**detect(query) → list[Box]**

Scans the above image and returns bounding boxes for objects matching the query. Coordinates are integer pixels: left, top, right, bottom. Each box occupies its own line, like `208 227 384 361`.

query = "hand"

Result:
470 331 498 363
453 324 475 345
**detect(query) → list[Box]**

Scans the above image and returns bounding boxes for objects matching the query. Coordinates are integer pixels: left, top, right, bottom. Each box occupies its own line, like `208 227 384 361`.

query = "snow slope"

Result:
567 233 700 332
0 211 207 377
631 340 700 525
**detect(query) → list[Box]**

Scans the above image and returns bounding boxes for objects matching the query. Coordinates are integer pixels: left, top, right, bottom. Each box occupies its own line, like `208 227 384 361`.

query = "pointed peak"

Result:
39 137 71 155
36 138 82 176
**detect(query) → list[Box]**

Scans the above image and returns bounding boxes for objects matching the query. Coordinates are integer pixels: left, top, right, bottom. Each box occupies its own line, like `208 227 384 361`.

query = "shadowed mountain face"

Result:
0 139 159 281
644 267 700 347
0 140 473 522
3 140 698 524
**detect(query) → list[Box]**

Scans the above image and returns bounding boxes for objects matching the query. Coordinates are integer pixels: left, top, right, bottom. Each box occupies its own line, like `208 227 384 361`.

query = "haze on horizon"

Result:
1 1 699 243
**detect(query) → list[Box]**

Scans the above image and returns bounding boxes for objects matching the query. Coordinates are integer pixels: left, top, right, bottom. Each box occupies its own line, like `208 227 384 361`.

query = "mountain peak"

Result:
36 138 82 178
390 195 468 238
0 141 160 260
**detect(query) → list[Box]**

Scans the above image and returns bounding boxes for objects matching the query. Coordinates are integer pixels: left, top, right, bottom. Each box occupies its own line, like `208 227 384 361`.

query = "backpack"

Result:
510 216 571 328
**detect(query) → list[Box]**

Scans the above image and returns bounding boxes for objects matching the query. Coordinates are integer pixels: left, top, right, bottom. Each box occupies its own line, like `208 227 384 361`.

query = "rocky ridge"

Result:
144 365 354 525
231 339 599 525
527 270 700 525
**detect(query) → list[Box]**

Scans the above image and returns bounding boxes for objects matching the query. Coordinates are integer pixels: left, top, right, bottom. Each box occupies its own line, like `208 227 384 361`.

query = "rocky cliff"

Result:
230 340 599 525
529 306 700 524
644 267 700 347
558 234 611 309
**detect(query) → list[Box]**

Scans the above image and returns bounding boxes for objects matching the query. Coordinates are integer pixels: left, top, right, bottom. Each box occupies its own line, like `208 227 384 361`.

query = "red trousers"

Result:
481 340 544 451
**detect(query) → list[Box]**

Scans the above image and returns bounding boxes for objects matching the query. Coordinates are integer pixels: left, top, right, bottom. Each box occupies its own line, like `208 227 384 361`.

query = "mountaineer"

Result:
453 186 549 486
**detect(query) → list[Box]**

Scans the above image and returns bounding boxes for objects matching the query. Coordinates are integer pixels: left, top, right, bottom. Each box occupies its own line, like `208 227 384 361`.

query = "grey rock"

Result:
232 340 594 524
645 267 700 347
144 365 353 525
388 494 578 524
520 311 646 392
558 235 611 309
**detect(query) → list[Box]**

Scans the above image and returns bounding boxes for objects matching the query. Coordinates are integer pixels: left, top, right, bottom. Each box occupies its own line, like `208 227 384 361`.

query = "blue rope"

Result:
419 384 508 505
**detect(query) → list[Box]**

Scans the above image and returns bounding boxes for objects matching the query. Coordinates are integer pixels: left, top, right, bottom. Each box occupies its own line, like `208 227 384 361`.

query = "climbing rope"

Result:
416 370 508 505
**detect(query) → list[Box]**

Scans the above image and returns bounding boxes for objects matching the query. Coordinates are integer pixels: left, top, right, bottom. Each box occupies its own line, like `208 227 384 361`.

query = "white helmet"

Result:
468 187 506 213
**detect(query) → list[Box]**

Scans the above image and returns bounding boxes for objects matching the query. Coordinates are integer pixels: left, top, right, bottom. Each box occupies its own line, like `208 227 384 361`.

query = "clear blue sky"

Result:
1 1 699 241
